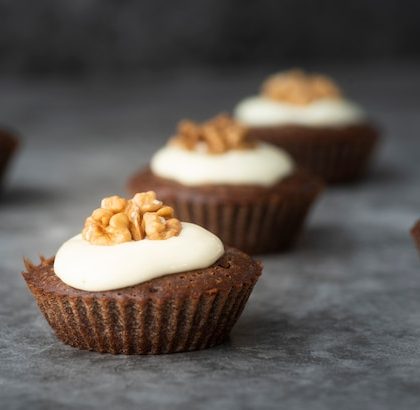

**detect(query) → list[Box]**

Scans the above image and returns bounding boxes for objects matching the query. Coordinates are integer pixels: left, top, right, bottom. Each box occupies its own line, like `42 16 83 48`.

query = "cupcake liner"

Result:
160 187 320 255
250 123 379 183
128 169 322 255
411 220 420 252
22 256 260 355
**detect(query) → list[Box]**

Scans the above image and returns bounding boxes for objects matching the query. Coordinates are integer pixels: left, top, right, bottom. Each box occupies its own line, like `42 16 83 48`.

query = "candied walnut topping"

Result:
171 114 254 154
262 69 342 105
82 191 181 245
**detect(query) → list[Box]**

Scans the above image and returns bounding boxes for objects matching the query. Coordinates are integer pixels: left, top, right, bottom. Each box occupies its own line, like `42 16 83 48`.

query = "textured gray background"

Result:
0 0 419 75
1 63 420 409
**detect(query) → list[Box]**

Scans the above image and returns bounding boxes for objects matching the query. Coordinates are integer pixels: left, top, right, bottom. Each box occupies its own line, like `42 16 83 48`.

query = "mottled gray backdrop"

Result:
0 0 419 75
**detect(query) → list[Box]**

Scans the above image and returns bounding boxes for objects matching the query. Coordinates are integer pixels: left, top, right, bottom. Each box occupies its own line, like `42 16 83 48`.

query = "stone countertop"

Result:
1 64 420 410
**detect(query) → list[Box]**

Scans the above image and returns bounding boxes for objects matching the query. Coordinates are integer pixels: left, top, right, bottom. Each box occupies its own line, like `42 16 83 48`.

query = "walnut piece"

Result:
171 114 254 154
262 69 342 105
82 191 181 245
143 213 182 240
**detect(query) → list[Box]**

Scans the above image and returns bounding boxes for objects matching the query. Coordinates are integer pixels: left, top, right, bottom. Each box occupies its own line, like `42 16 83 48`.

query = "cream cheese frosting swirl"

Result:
235 69 366 127
234 96 366 127
150 114 294 187
151 142 294 187
54 222 224 292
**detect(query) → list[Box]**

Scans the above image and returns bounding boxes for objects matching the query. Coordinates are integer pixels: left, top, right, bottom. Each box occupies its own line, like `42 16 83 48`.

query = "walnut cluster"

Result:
82 192 181 245
262 69 342 105
171 114 254 154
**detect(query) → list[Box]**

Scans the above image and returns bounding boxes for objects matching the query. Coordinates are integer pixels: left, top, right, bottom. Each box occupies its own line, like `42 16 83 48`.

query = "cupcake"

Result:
234 69 380 183
0 128 18 188
411 220 420 251
128 114 323 254
22 191 262 354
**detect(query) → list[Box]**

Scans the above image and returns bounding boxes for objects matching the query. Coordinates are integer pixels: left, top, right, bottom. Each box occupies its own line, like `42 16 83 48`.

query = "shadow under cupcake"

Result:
128 114 323 254
234 69 380 184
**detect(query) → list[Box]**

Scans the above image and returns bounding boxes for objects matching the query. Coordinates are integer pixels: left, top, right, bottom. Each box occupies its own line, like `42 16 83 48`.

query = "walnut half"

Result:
262 69 342 105
82 191 181 245
171 114 254 154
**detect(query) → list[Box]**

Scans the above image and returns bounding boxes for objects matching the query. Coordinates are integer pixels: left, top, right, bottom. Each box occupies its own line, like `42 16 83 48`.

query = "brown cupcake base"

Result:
248 122 379 183
411 220 420 252
22 248 262 355
0 128 19 187
127 168 323 255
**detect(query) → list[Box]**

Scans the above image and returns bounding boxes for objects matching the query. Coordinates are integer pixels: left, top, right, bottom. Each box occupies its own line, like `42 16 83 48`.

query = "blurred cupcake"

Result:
22 191 262 355
234 69 380 183
128 114 323 254
0 128 18 188
411 220 420 251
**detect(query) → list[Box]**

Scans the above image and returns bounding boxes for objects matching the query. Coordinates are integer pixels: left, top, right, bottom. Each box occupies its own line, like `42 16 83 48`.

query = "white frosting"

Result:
234 96 366 127
54 222 224 292
151 142 294 187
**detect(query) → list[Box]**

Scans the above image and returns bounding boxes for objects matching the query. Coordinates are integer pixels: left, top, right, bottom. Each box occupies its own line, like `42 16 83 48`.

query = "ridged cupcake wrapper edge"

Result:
25 277 258 355
255 132 379 183
169 192 320 254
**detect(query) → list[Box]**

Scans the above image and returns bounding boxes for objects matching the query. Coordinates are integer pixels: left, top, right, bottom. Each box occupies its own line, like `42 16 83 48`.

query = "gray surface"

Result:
1 64 420 410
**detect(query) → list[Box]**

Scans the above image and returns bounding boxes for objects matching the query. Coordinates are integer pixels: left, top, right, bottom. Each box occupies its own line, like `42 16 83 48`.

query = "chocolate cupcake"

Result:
22 192 262 355
128 114 323 254
234 69 380 183
0 128 18 188
411 220 420 251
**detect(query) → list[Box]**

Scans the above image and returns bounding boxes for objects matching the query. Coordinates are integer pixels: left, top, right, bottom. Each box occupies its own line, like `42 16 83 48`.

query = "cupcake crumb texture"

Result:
171 113 255 154
262 69 342 105
82 191 181 245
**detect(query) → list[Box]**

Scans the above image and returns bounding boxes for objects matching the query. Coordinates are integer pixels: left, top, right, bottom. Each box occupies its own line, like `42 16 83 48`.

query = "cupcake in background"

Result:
0 128 18 189
22 191 262 354
128 114 323 254
411 220 420 252
234 69 380 183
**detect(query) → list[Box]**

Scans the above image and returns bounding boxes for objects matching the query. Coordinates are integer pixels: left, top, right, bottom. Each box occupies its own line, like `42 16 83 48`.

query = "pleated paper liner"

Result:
22 250 262 355
249 123 380 183
127 169 323 255
0 128 19 186
170 194 317 254
411 220 420 252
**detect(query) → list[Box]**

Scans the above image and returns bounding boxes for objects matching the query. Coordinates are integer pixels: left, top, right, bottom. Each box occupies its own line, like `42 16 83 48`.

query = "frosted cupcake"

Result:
22 192 262 354
411 220 420 252
128 114 323 254
234 69 380 183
